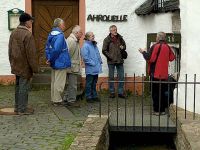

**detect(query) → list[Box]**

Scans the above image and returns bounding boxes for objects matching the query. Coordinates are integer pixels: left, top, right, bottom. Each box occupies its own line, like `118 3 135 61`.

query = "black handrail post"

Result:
142 74 144 131
193 74 196 120
185 74 187 119
133 73 136 130
176 82 179 129
167 76 170 130
158 79 161 131
125 74 127 130
150 77 152 131
116 81 119 129
99 82 102 118
108 82 110 126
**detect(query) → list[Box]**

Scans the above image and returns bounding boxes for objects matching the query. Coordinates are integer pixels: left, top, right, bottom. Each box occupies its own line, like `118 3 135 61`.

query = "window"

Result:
154 0 179 12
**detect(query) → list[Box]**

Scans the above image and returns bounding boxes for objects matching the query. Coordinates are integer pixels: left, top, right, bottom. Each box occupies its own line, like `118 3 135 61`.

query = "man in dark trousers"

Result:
9 13 38 115
139 32 175 115
102 25 127 98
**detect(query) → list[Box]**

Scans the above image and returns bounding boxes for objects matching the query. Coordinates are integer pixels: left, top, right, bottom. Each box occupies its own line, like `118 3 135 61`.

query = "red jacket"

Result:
143 41 175 79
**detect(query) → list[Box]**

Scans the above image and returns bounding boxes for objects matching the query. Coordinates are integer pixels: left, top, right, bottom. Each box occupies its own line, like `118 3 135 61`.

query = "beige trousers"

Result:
51 69 67 102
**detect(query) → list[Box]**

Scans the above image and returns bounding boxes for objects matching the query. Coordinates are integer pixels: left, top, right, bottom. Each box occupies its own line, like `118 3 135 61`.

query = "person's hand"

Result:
138 48 146 53
46 60 50 65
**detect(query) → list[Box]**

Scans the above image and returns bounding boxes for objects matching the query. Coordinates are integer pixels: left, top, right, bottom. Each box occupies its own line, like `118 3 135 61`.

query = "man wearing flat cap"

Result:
8 13 39 115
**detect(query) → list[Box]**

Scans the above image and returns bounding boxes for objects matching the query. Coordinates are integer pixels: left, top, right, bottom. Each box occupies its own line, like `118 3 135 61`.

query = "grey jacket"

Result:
102 33 126 64
66 33 81 74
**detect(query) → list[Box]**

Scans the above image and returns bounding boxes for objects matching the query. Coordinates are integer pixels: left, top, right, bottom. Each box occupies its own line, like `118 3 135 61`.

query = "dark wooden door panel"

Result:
33 0 79 66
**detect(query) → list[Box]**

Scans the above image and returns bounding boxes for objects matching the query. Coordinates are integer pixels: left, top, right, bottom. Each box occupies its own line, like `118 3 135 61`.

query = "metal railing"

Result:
98 74 200 132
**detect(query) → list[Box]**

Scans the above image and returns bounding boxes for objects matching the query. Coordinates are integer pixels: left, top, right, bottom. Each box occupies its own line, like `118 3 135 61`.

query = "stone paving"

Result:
0 85 86 150
0 85 144 150
4 85 200 150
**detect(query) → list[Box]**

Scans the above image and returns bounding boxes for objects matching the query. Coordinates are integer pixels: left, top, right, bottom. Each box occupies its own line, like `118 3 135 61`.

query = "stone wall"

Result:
170 106 200 150
69 115 109 150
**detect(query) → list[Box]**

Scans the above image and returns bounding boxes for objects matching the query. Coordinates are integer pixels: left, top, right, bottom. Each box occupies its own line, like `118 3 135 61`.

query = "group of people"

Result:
8 12 175 115
46 19 128 107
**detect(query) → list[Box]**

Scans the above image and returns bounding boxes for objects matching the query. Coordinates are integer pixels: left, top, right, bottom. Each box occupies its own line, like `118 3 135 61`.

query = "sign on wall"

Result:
7 8 24 31
87 14 128 22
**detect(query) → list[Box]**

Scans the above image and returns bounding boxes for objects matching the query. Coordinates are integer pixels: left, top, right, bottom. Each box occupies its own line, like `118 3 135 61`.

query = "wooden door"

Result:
33 0 79 66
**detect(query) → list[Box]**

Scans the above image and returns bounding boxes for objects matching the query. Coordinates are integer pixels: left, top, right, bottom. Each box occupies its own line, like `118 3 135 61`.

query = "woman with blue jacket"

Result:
45 18 71 106
81 32 102 103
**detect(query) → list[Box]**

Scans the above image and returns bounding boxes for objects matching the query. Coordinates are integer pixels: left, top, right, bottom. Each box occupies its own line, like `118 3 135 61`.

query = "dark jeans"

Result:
85 74 98 99
152 78 167 112
15 75 30 112
108 64 124 94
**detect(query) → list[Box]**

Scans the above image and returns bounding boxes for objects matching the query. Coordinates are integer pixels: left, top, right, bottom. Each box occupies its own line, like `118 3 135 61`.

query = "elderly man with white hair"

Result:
45 18 71 106
139 31 175 115
64 25 83 107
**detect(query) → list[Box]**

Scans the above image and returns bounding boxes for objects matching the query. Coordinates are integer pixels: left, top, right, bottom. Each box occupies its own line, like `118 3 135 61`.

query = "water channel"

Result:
109 132 176 150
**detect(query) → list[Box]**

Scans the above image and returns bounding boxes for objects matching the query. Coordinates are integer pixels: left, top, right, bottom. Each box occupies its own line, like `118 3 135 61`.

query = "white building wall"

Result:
0 0 25 75
0 0 173 78
176 0 200 113
85 0 173 77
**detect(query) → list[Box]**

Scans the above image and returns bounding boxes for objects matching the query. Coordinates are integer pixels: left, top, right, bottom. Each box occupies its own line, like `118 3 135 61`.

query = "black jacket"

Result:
102 34 126 64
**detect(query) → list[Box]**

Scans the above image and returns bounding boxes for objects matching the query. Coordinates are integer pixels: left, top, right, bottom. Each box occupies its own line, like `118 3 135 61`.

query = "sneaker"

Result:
152 111 166 116
152 112 160 116
66 102 80 107
109 93 115 98
160 112 166 115
52 102 65 107
118 94 126 99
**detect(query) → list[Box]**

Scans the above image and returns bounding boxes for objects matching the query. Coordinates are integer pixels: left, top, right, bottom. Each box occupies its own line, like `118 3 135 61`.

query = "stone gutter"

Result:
69 115 109 150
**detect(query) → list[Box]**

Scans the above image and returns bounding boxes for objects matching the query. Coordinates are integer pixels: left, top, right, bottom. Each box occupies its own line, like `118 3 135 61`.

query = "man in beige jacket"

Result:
64 25 83 107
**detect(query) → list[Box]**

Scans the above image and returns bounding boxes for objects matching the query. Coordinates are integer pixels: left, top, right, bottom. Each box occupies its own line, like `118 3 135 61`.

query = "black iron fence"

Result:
98 74 200 133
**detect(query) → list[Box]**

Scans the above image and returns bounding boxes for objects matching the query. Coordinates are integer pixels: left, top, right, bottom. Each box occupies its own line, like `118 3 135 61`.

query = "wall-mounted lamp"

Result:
8 8 24 31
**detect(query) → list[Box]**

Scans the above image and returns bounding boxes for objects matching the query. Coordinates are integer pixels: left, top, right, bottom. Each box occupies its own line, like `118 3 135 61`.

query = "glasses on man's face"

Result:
90 35 95 38
79 31 83 35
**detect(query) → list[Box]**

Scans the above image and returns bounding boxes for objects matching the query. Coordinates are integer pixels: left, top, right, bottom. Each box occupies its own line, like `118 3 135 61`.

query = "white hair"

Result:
53 18 64 28
84 31 93 40
157 32 166 41
72 25 81 34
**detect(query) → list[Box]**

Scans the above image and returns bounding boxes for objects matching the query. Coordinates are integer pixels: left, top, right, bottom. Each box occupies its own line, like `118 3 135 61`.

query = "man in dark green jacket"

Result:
102 25 126 98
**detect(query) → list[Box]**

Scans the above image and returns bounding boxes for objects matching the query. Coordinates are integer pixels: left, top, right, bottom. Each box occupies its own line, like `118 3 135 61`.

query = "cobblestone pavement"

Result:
0 85 147 150
0 86 86 150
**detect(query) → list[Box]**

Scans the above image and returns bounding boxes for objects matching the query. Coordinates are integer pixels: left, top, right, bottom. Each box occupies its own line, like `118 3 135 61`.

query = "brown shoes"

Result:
66 102 80 108
18 107 34 115
118 94 126 99
109 93 127 99
52 102 65 107
109 93 115 98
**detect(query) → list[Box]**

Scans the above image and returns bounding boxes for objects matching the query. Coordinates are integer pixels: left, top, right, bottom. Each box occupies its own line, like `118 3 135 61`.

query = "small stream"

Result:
109 132 176 150
110 144 175 150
